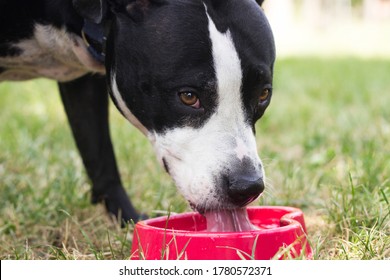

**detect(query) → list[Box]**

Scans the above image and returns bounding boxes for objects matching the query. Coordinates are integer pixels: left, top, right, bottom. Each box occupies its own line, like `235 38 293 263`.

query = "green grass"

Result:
0 57 389 259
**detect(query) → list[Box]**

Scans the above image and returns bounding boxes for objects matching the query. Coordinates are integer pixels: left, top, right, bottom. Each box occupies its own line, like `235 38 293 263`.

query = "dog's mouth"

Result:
204 208 257 232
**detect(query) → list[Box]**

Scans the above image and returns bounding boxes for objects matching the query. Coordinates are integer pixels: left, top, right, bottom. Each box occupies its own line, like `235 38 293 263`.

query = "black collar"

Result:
81 20 108 64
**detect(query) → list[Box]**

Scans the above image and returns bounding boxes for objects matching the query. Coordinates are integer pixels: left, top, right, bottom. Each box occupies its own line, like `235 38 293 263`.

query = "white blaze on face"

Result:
152 9 264 209
206 13 243 123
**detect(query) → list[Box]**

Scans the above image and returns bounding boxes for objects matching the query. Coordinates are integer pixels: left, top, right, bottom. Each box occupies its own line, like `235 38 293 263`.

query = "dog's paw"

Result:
92 185 144 227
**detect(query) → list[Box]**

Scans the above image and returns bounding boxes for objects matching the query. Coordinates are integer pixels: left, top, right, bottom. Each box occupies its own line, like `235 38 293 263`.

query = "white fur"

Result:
234 137 251 161
151 8 263 209
0 24 104 82
111 73 149 136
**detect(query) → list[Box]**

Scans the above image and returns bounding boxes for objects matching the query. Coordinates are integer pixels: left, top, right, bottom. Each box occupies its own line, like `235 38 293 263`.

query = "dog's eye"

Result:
259 87 271 103
179 92 200 109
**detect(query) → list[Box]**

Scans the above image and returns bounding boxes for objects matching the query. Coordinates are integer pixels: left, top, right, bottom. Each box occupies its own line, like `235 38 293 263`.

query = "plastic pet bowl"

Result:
130 206 312 260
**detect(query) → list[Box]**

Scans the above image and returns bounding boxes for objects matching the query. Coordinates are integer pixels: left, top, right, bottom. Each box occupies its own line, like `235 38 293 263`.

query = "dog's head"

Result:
74 0 275 213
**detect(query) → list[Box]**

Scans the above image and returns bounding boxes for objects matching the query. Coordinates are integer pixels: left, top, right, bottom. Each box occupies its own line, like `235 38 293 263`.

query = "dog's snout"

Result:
227 174 265 207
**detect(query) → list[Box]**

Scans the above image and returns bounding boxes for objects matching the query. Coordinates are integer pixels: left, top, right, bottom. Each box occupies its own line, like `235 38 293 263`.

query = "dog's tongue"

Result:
205 208 257 232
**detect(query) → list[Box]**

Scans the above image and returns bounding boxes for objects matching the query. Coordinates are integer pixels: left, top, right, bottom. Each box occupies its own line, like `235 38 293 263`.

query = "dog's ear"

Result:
255 0 265 6
72 0 107 24
125 0 166 22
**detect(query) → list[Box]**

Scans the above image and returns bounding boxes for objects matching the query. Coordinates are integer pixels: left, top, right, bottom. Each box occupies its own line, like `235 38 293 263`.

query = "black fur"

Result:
73 0 107 23
0 0 275 223
107 0 274 133
107 0 218 132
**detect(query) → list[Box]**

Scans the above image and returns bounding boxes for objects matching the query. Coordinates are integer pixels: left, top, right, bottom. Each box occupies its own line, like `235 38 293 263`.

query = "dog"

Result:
0 0 275 223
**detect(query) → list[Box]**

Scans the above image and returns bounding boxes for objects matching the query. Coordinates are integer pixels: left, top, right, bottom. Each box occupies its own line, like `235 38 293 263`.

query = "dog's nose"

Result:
227 175 265 207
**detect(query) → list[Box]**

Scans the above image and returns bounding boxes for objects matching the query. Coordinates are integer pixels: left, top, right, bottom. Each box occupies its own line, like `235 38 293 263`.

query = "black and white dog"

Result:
0 0 275 223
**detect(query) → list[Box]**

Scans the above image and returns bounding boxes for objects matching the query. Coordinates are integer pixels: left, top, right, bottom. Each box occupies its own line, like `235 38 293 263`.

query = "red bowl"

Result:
130 206 312 260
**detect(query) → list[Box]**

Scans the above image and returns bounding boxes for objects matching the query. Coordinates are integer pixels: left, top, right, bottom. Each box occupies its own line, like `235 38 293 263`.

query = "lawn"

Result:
0 57 389 260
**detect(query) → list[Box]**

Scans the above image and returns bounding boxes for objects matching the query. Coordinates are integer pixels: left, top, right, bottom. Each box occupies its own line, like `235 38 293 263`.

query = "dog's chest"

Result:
0 24 105 82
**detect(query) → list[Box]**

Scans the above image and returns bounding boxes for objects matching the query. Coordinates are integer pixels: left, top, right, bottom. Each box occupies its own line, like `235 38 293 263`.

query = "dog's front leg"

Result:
58 74 141 225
